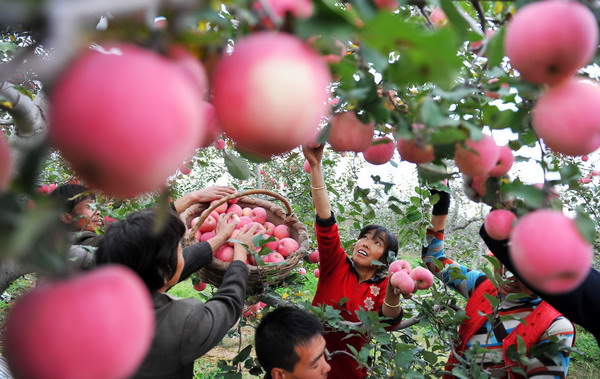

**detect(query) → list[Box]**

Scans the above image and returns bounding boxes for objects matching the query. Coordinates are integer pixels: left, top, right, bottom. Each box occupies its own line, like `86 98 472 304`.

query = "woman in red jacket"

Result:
303 144 404 379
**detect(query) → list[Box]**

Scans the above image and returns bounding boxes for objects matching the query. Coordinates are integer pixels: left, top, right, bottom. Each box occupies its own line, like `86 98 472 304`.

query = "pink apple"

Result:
265 252 285 263
510 209 592 294
227 203 243 217
241 207 252 217
190 216 201 228
484 210 517 240
303 159 311 173
429 7 447 28
580 177 591 184
236 216 253 230
373 0 398 11
195 228 203 242
216 246 235 262
273 224 290 240
297 267 307 275
328 112 374 153
263 222 275 235
505 0 597 85
214 139 226 150
362 137 395 165
410 267 434 290
390 271 415 295
212 32 330 156
488 145 514 177
200 231 215 242
250 206 268 224
397 138 435 164
389 260 412 275
308 250 320 264
168 45 209 100
264 236 279 252
4 265 154 379
314 268 320 278
210 200 228 214
454 135 500 176
277 237 300 257
470 29 494 51
198 102 222 148
0 135 13 191
253 0 313 20
199 215 217 233
179 161 192 175
532 78 600 156
210 211 220 221
49 44 203 198
582 155 589 162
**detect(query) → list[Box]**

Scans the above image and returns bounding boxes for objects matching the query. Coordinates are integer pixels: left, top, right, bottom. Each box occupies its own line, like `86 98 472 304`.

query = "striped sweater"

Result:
422 231 575 378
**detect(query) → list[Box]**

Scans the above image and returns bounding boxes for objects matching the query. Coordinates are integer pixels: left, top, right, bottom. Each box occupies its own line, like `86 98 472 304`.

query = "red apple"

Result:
308 250 320 264
273 224 290 240
580 177 591 184
241 207 252 217
505 0 597 85
389 260 412 275
210 200 228 214
264 236 279 252
199 102 223 148
253 0 313 19
277 237 299 258
488 145 514 177
0 134 12 191
50 44 203 198
429 7 447 28
303 159 311 173
4 265 154 379
532 78 600 156
297 267 307 275
484 210 516 240
373 0 398 11
397 138 435 164
510 210 592 294
179 160 192 175
236 216 253 230
409 267 434 290
249 206 268 224
582 155 589 162
362 137 395 165
199 215 217 233
314 268 320 278
214 139 226 150
216 246 235 262
328 112 374 153
227 203 243 217
212 32 330 156
265 252 285 263
168 45 209 100
454 135 500 176
200 231 215 242
263 222 275 235
193 282 207 292
390 271 415 295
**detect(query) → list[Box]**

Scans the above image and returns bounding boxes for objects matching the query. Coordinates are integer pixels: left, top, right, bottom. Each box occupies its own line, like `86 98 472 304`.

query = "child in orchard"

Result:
422 190 575 377
96 209 262 378
303 144 404 379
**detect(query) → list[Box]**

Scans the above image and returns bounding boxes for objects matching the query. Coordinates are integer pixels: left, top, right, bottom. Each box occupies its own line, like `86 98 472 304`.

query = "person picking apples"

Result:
95 208 262 378
302 144 403 379
422 189 575 377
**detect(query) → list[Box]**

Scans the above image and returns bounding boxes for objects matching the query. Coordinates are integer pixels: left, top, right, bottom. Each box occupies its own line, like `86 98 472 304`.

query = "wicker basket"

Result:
180 189 309 292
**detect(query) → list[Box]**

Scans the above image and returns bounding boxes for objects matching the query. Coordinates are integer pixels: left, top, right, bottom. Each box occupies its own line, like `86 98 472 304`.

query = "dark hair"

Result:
255 306 324 377
358 225 399 266
50 184 95 213
95 209 185 291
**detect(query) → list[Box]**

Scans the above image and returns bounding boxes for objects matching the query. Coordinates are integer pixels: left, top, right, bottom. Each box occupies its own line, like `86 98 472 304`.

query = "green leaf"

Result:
486 26 506 67
395 349 414 369
224 152 251 180
439 0 470 39
483 293 500 308
232 344 253 364
420 98 445 127
575 208 596 244
501 180 546 209
421 350 438 365
417 163 452 183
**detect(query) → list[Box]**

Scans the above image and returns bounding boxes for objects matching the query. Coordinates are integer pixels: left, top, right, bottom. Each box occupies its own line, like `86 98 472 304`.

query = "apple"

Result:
277 237 299 258
227 229 241 247
314 268 320 278
179 160 192 175
199 102 223 148
303 159 311 173
390 271 415 295
0 134 12 191
265 252 285 263
373 0 398 11
212 32 330 156
193 282 207 292
49 44 203 198
532 78 600 156
242 302 267 319
397 138 435 164
273 224 290 240
454 135 500 176
190 216 201 228
216 246 235 262
214 139 226 150
409 267 434 291
253 0 313 19
241 207 252 217
488 145 514 177
469 175 488 198
509 209 593 294
591 171 599 176
582 155 589 162
328 112 374 153
250 207 268 224
195 229 203 242
389 260 412 275
505 0 597 85
263 222 275 235
297 267 307 275
210 200 228 214
484 210 516 240
199 215 217 233
4 265 154 379
200 231 215 242
362 137 395 165
470 29 494 51
308 250 320 264
168 45 209 100
264 236 279 252
103 216 117 225
580 177 591 184
227 203 243 217
236 216 253 230
429 7 447 28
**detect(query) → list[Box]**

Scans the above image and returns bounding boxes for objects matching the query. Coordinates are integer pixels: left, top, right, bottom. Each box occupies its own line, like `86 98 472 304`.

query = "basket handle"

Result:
187 189 293 237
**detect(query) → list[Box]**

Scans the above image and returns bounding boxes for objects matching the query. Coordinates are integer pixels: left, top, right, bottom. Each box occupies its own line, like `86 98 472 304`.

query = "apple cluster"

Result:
388 260 434 296
190 200 300 266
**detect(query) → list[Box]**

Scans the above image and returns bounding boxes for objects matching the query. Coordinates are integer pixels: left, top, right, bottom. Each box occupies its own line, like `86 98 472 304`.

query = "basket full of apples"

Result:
180 189 309 292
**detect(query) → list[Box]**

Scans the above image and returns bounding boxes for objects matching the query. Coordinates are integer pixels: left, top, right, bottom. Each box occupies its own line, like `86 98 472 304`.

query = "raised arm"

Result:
302 144 331 219
171 185 236 214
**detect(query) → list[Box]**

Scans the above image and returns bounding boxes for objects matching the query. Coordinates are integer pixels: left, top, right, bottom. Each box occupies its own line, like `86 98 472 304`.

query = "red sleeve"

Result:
315 222 348 278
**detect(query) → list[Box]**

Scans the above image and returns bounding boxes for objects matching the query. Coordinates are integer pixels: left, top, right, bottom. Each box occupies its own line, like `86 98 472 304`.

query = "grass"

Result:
569 326 600 378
